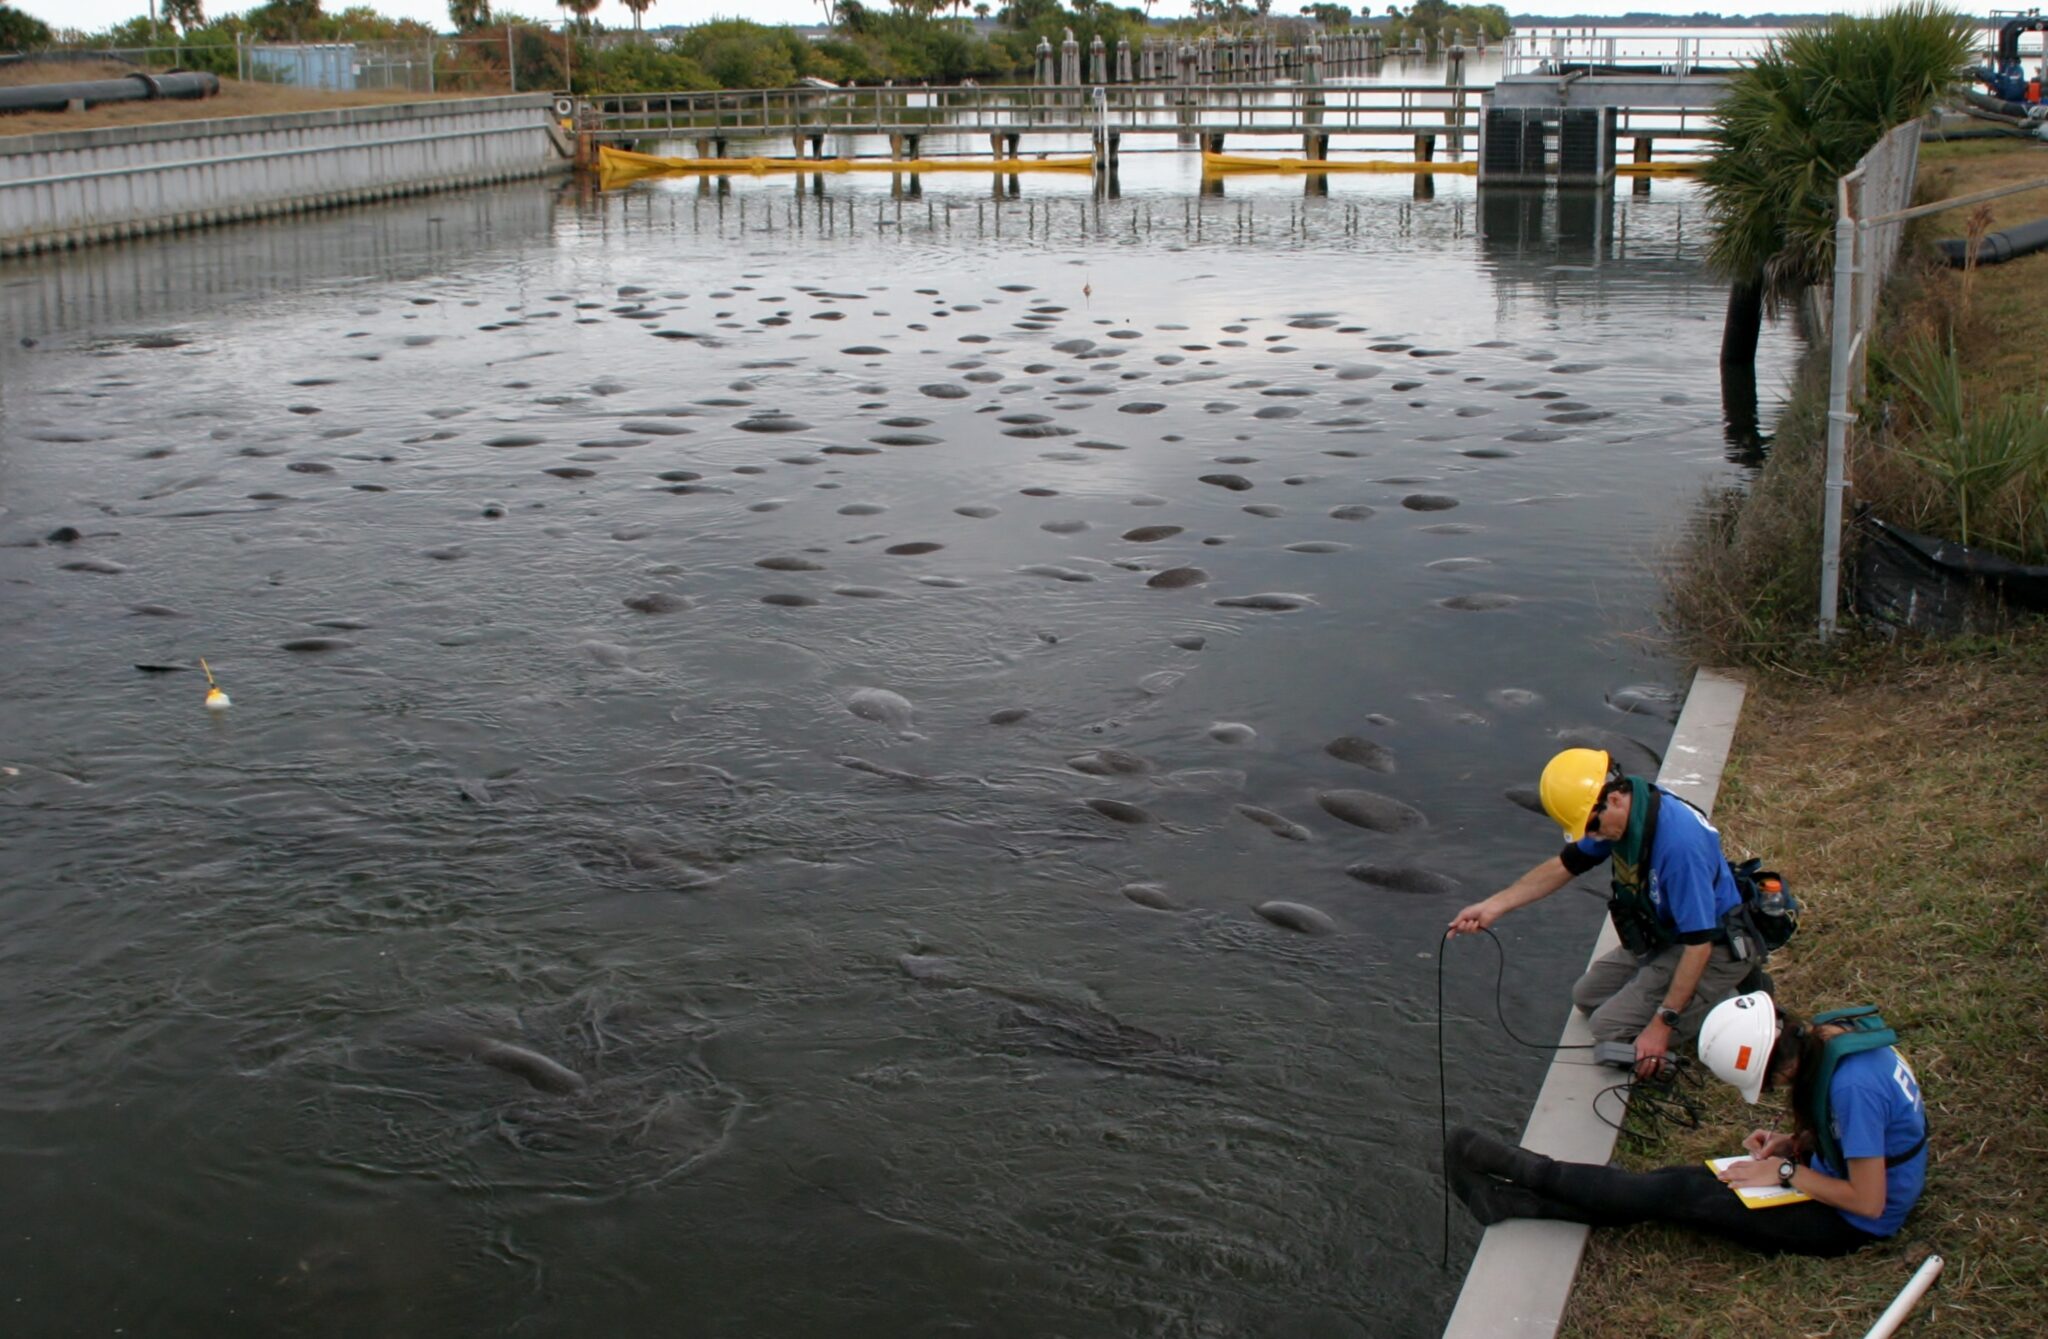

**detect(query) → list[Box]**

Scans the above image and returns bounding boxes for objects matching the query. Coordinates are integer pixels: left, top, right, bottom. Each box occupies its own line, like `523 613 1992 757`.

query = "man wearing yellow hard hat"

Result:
1448 748 1767 1078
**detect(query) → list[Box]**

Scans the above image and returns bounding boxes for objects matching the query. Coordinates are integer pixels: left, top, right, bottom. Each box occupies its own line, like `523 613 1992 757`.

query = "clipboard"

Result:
1706 1155 1813 1209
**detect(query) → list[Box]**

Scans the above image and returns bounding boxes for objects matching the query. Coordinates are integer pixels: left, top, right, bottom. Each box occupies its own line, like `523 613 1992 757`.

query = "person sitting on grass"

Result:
1446 991 1929 1256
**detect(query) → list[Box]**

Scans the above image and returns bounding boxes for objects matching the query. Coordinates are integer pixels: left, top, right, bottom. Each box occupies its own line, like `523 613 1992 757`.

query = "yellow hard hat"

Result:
1538 747 1614 840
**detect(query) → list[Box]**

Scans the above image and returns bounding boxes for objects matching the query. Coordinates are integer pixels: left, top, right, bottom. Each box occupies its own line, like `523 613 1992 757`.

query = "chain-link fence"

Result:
13 32 560 95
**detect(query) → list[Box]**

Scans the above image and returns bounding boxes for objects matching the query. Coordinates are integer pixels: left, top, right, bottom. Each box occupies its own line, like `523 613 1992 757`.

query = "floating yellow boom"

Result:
597 144 1097 182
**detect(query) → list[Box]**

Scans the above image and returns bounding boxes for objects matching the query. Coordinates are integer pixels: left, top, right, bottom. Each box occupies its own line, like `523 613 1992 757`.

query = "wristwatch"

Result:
1777 1160 1798 1188
1656 1006 1682 1027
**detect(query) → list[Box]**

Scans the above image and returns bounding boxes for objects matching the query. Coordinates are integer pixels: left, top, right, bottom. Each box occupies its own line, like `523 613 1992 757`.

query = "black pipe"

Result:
1937 216 2048 267
0 71 220 115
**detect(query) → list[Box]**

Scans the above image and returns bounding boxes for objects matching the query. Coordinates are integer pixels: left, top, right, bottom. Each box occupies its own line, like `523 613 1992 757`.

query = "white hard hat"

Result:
1699 991 1782 1104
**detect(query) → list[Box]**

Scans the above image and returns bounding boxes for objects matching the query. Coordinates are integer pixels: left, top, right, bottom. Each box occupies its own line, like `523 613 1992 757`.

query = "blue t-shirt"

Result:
1573 788 1742 937
1812 1045 1927 1236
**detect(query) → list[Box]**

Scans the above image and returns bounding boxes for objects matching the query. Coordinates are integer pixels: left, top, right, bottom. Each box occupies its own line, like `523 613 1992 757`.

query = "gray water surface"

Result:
0 168 1790 1336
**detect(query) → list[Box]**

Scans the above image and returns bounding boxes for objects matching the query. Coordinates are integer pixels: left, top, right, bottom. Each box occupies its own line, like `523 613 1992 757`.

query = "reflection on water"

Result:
0 164 1793 1336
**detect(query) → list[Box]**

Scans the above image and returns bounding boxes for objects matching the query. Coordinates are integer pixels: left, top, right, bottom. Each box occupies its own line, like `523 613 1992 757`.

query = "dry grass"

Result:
0 69 475 137
1562 628 2048 1338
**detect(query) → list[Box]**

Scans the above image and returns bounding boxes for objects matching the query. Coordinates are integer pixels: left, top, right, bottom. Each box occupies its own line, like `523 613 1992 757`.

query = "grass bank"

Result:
1560 629 2048 1337
1665 136 2048 664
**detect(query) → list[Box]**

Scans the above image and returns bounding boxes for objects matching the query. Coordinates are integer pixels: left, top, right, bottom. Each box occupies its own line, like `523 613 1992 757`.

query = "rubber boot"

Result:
1449 1127 1555 1189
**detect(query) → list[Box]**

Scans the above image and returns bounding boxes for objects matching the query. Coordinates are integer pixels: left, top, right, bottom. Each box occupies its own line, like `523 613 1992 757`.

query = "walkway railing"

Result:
589 82 1486 147
1499 30 1757 77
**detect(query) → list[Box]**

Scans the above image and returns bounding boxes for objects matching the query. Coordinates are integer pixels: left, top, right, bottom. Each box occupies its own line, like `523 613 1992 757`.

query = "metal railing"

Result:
589 83 1486 147
1499 30 1759 77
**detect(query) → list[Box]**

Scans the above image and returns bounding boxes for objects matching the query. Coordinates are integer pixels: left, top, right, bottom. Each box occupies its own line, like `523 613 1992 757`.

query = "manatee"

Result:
761 593 817 607
1438 593 1521 612
281 636 353 652
1316 789 1427 832
1068 749 1150 776
1022 564 1094 583
1325 735 1396 773
1605 683 1684 723
46 526 82 543
1138 671 1182 696
1122 525 1184 542
1504 785 1547 815
485 433 545 448
988 707 1033 725
1200 473 1253 491
1254 901 1337 935
1121 882 1178 910
1170 635 1206 651
1402 494 1461 512
1487 687 1542 709
1285 541 1349 554
1236 805 1311 841
1330 504 1376 521
1084 798 1151 824
1345 863 1463 896
872 433 942 447
836 755 934 785
886 542 943 556
1208 722 1257 744
756 556 824 572
623 592 690 615
134 662 192 674
1147 567 1209 590
847 687 919 737
128 603 185 617
833 586 895 600
736 415 813 433
898 951 966 984
919 383 970 399
472 1041 587 1095
1214 593 1309 611
60 558 127 574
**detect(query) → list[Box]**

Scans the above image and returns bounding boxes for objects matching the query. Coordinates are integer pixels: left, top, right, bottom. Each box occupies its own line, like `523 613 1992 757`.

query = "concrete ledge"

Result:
0 94 560 157
1442 668 1747 1339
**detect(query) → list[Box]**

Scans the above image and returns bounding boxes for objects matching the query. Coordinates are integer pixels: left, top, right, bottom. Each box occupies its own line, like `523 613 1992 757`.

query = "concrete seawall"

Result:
0 94 571 259
1443 668 1748 1338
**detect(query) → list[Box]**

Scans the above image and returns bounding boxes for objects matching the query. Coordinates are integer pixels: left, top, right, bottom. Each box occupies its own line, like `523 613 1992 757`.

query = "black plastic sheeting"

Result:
1937 216 2048 267
1854 510 2048 635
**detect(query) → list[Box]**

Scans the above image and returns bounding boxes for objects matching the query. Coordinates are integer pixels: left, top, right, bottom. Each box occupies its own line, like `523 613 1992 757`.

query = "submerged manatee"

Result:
473 1041 588 1095
1235 805 1311 841
1345 863 1463 897
1316 789 1427 832
1084 798 1151 825
1254 901 1337 935
1325 735 1396 773
846 687 921 738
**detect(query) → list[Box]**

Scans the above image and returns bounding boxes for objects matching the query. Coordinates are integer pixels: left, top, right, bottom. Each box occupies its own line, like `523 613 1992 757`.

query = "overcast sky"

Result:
25 2 1832 40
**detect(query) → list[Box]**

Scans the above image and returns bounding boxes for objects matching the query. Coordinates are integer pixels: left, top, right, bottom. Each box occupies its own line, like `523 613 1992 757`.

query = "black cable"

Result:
1436 928 1450 1270
1474 929 1597 1056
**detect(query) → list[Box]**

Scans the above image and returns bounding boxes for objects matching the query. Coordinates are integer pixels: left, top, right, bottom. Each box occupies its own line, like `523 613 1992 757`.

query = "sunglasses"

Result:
1585 773 1626 835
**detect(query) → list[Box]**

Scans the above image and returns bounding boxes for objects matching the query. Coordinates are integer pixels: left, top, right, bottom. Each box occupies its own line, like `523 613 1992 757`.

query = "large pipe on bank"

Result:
0 71 221 115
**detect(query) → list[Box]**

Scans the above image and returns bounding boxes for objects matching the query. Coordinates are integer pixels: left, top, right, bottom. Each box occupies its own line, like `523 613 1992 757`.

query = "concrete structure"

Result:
1478 73 1727 185
0 94 570 259
1443 668 1748 1339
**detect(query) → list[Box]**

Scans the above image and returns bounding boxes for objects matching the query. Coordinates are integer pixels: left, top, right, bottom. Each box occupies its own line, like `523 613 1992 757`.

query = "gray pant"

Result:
1571 938 1762 1044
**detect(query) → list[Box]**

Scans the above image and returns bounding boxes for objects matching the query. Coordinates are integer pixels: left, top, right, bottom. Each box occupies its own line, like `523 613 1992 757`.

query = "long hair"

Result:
1764 1008 1832 1144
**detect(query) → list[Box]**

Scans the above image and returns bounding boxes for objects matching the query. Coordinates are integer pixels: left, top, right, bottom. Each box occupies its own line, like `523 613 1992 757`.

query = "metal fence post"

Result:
1818 180 1859 642
507 26 517 93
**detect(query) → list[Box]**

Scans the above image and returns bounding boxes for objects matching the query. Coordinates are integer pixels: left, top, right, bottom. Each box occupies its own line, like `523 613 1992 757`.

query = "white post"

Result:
1819 181 1858 641
1861 1255 1944 1339
507 26 517 93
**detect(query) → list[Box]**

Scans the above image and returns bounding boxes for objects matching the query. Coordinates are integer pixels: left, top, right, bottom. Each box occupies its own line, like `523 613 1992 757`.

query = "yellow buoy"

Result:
200 657 231 711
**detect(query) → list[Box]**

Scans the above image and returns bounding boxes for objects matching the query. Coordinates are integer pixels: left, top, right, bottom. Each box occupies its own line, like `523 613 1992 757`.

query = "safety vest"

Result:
1808 1006 1928 1176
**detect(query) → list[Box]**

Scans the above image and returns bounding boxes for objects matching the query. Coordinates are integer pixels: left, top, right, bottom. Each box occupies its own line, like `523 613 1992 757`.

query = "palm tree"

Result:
622 0 654 36
448 0 490 32
1704 3 1974 366
558 0 601 33
163 0 205 33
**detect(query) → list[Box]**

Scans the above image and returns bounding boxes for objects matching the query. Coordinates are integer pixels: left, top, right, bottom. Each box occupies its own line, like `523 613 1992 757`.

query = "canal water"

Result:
0 163 1793 1336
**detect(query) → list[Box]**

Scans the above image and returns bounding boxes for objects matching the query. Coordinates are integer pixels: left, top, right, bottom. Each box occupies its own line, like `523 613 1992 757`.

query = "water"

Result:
0 165 1794 1336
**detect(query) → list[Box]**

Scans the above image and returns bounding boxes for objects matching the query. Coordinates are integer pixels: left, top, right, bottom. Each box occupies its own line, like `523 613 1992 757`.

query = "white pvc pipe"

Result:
1861 1254 1944 1339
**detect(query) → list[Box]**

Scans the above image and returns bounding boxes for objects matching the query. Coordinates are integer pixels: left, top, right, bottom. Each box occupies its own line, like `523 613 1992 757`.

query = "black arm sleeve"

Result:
1676 928 1718 945
1558 843 1604 877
